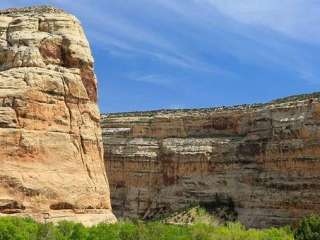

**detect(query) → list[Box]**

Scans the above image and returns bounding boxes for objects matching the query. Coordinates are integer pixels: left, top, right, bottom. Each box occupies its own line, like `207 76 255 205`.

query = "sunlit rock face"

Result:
0 6 115 226
102 93 320 228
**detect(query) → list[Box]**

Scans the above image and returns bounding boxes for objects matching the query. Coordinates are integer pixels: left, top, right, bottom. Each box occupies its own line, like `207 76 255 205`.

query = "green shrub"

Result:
118 222 140 240
37 223 62 240
56 221 88 240
0 216 295 240
294 215 320 240
88 223 119 240
0 217 38 240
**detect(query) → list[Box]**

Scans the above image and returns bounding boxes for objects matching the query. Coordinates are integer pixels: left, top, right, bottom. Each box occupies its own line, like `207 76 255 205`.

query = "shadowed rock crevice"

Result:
199 194 238 222
0 199 25 214
50 202 75 210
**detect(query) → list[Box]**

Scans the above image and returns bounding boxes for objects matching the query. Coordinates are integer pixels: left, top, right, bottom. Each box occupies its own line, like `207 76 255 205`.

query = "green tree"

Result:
0 217 38 240
295 215 320 240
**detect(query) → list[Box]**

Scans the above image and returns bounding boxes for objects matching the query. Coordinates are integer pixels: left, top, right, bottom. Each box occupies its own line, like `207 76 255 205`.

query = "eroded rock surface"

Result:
0 6 115 225
102 93 320 228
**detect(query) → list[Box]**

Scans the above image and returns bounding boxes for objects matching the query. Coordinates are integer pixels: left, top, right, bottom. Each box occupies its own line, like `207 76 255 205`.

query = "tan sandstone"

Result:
102 93 320 228
0 6 115 225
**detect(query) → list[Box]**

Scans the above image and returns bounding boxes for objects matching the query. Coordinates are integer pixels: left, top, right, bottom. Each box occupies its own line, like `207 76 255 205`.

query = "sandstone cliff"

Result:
0 6 115 225
102 93 320 228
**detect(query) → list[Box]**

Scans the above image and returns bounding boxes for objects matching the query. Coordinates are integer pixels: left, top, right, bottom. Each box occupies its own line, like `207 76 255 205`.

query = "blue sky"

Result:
1 0 320 113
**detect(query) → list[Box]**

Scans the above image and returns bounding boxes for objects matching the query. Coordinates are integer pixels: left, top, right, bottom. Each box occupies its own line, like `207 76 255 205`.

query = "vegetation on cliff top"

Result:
103 91 320 117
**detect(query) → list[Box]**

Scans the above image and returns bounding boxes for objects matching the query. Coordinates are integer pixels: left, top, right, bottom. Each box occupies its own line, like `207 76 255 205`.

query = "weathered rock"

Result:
102 93 320 228
0 6 115 225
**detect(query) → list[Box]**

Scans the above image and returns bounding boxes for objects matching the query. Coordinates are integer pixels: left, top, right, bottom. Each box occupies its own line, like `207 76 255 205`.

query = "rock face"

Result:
0 6 115 225
102 93 320 228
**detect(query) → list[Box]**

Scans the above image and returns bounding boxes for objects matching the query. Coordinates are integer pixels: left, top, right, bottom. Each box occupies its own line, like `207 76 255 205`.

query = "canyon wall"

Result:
102 93 320 228
0 6 115 225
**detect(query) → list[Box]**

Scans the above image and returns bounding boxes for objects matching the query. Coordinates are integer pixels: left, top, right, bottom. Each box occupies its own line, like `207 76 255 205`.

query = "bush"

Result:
0 217 38 240
88 223 119 240
56 221 88 240
0 216 295 240
37 223 62 240
294 215 320 240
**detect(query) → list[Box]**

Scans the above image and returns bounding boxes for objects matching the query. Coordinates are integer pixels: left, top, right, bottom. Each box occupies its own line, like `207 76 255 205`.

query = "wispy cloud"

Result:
168 104 185 110
0 0 319 113
130 74 177 88
203 0 320 44
3 0 319 82
47 0 236 76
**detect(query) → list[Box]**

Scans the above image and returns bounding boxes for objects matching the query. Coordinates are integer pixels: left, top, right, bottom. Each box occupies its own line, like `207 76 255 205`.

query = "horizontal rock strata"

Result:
102 93 320 228
0 6 115 225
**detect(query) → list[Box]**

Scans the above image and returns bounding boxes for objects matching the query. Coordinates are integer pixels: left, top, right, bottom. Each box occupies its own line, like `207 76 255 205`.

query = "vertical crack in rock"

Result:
60 74 72 132
11 97 21 128
0 6 115 225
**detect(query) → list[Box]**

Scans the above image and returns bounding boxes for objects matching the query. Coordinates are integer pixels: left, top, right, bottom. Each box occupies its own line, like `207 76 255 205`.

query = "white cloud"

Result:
202 0 320 44
47 0 231 75
0 0 319 85
168 104 185 110
132 74 176 88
